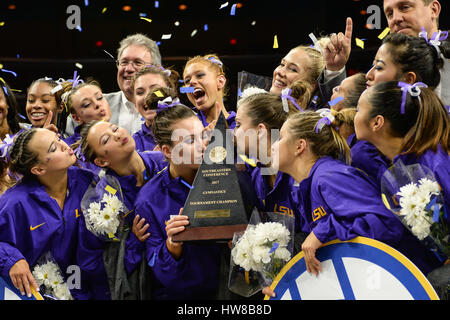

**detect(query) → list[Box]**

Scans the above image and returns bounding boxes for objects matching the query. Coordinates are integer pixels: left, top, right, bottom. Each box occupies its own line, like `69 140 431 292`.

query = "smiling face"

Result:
26 82 60 127
133 73 168 125
270 47 312 95
29 129 76 174
383 0 440 37
117 45 153 101
183 61 226 113
164 116 208 169
87 121 136 167
365 44 402 88
70 85 111 125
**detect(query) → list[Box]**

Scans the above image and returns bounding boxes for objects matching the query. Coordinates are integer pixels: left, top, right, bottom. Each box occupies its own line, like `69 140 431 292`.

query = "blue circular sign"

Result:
265 237 439 300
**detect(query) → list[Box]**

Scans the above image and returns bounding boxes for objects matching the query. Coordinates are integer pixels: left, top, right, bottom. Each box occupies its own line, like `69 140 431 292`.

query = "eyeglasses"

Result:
116 59 150 69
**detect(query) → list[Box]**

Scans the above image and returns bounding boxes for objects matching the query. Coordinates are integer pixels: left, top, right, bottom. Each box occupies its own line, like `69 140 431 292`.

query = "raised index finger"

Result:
344 17 353 40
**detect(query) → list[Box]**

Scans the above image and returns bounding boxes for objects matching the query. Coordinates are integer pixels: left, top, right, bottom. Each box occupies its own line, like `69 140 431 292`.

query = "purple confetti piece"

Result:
269 243 279 254
328 96 344 107
180 86 195 94
230 3 237 15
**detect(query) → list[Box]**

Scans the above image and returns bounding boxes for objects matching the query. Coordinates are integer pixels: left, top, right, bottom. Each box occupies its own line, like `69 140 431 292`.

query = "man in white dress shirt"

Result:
65 33 162 136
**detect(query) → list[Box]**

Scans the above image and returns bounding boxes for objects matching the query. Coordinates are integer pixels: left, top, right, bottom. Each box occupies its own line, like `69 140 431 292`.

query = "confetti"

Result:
105 185 117 195
139 13 147 17
191 29 198 37
204 24 208 31
0 69 17 77
102 7 107 14
174 21 180 26
328 96 344 107
273 35 279 49
251 21 256 26
103 50 115 60
155 1 159 8
76 25 82 32
180 87 195 94
75 63 83 69
355 38 364 49
161 34 172 40
230 3 237 15
140 17 152 23
0 22 5 27
84 0 89 6
0 64 3 69
378 27 390 40
220 2 229 9
154 90 164 98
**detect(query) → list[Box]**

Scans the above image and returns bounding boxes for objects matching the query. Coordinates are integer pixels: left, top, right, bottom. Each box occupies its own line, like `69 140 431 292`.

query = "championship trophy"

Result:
172 112 249 242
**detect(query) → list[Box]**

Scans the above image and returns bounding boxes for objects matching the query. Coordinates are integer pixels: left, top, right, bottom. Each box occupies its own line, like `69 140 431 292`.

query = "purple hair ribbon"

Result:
0 134 14 162
398 81 428 114
156 97 180 113
281 88 304 113
68 70 84 88
145 64 171 77
314 109 335 134
418 27 448 55
74 144 86 162
206 57 223 68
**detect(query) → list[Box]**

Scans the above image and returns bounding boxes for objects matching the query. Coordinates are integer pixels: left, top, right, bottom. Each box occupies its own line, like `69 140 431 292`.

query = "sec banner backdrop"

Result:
265 237 439 300
0 276 43 300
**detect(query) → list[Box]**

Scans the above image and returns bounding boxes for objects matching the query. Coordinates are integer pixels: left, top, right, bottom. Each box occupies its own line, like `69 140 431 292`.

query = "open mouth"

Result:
272 79 286 89
30 112 46 121
192 88 206 104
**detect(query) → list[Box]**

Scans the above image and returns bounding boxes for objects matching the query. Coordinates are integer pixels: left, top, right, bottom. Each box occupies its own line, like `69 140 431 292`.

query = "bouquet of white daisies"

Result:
228 209 294 297
381 160 449 262
31 253 73 300
81 175 128 241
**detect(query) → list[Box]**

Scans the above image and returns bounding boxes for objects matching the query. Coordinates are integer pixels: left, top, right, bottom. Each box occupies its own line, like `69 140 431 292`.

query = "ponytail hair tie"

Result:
314 108 335 134
206 57 223 68
281 88 304 113
398 81 428 114
0 134 15 162
156 96 180 113
418 27 448 57
74 144 86 162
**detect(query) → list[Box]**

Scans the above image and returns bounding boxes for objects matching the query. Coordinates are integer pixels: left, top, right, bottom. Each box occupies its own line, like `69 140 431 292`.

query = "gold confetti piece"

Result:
105 185 117 195
0 64 3 69
191 29 198 37
140 17 152 23
0 22 5 27
75 63 83 69
273 35 279 49
102 7 107 14
378 27 390 40
154 90 164 98
355 38 364 49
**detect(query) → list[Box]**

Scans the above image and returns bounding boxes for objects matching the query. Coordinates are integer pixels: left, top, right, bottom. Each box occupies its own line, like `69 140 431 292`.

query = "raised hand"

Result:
323 17 353 71
43 110 58 133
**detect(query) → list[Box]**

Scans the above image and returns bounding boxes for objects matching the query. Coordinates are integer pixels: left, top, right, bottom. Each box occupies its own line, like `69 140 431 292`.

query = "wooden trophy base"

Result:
172 224 248 242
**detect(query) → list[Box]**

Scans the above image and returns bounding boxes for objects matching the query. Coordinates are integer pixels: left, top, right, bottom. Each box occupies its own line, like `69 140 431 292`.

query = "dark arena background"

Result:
0 0 448 118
